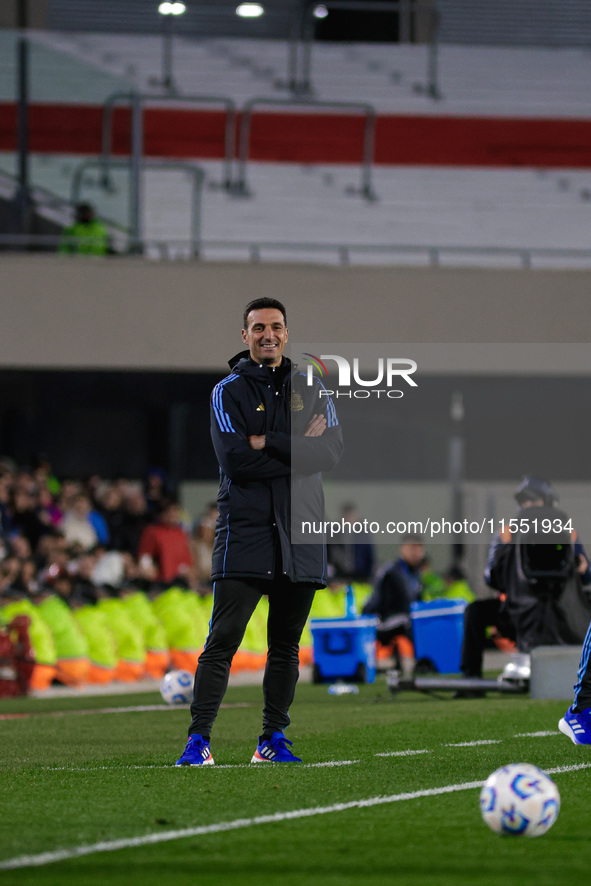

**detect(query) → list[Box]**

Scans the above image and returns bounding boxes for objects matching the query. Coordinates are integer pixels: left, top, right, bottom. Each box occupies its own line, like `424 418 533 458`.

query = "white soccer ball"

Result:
479 763 560 838
160 669 193 705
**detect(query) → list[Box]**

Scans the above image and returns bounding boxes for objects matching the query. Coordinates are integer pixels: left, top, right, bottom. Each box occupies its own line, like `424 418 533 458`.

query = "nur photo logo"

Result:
302 352 418 399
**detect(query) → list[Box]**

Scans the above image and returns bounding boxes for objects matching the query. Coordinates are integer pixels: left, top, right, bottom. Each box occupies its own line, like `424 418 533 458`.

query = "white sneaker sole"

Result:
559 717 584 745
175 758 215 766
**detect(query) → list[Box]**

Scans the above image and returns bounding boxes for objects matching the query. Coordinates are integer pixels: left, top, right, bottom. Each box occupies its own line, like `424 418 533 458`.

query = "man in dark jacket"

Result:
460 476 591 684
361 533 425 672
176 297 343 766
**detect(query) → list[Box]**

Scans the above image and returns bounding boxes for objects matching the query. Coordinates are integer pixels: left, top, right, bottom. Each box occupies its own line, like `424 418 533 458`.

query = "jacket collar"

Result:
228 352 292 376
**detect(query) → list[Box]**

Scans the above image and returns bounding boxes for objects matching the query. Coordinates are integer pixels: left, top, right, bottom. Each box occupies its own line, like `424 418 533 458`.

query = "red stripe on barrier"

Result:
0 103 590 167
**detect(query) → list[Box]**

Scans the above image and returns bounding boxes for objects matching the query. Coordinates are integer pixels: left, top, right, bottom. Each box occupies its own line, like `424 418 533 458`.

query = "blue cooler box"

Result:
310 616 379 683
410 598 467 673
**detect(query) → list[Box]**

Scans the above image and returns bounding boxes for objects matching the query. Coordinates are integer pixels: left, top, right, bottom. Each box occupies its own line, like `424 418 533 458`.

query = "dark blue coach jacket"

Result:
210 353 344 587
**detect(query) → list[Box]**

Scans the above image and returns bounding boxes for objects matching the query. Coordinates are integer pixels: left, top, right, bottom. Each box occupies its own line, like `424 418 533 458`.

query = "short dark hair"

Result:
400 532 424 545
243 298 287 330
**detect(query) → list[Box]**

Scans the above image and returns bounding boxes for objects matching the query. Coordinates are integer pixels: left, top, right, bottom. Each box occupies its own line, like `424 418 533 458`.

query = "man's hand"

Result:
247 435 266 450
577 553 588 575
304 414 327 437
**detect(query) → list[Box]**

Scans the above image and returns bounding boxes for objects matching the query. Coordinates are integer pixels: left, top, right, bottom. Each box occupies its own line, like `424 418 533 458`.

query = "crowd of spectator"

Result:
0 456 223 692
0 459 479 695
0 456 362 695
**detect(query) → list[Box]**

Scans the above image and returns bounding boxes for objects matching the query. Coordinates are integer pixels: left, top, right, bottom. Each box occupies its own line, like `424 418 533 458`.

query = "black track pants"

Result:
460 597 516 678
188 577 316 738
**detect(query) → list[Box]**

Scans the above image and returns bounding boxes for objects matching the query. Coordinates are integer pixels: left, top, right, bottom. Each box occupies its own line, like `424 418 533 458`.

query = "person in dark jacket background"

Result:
176 297 343 766
459 476 591 688
361 533 425 673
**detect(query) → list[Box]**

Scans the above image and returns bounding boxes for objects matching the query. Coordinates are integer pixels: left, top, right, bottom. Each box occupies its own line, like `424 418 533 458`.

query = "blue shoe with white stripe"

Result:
251 732 302 763
175 734 214 766
559 705 591 745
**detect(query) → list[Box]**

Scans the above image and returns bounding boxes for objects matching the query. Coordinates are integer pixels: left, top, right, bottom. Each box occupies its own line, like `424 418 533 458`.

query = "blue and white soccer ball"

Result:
160 669 193 705
480 763 560 838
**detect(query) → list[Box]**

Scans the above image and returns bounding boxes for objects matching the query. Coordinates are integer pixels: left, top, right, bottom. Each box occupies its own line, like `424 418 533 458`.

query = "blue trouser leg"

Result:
573 620 591 710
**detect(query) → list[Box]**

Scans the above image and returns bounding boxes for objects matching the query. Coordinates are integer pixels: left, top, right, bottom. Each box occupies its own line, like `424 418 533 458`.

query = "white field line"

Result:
2 763 590 872
375 749 431 757
35 728 563 772
41 761 360 772
375 729 560 758
514 731 557 738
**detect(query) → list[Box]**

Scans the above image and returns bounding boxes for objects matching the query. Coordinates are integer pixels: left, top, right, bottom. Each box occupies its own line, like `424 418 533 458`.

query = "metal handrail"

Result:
99 92 143 244
197 240 591 270
100 90 237 194
4 235 591 270
0 167 70 213
71 158 205 257
234 97 378 202
291 0 441 100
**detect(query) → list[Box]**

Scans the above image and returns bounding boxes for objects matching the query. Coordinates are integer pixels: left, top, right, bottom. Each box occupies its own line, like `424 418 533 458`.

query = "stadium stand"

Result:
1 12 591 265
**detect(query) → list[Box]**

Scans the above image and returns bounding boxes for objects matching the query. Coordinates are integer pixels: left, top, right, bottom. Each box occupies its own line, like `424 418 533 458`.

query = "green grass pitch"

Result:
0 680 590 886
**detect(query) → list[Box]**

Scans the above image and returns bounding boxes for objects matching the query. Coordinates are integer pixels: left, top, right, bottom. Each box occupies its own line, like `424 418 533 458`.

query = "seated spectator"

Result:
59 202 110 256
144 468 169 517
327 502 375 584
419 556 446 599
137 497 194 587
190 503 218 592
36 531 70 576
120 583 170 679
119 487 151 557
37 486 63 528
60 494 101 552
30 453 61 498
97 484 127 551
70 550 101 600
441 565 476 603
362 533 425 673
35 580 90 685
0 585 57 690
95 586 147 682
8 487 48 551
0 471 13 542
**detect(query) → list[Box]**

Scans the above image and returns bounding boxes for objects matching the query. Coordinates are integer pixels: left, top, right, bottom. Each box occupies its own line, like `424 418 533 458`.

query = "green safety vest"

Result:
59 219 109 255
1 600 57 666
73 605 118 669
36 594 89 660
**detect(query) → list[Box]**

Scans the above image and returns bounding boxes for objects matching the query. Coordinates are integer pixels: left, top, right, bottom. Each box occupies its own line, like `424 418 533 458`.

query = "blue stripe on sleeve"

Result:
212 375 239 433
317 380 338 427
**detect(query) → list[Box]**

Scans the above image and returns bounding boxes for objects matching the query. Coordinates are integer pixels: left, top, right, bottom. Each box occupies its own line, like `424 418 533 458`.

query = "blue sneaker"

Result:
559 705 591 745
175 734 214 766
251 731 302 763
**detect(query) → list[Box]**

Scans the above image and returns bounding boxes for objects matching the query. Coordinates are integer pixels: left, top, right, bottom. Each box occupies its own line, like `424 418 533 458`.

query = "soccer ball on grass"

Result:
479 762 560 837
160 669 193 705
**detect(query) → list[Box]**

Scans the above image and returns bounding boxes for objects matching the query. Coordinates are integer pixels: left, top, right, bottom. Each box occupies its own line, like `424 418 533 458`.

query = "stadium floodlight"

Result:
158 2 187 14
155 1 187 94
236 3 264 18
313 5 329 18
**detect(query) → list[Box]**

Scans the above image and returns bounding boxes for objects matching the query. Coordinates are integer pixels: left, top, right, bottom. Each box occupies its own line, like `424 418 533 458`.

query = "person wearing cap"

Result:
459 476 591 686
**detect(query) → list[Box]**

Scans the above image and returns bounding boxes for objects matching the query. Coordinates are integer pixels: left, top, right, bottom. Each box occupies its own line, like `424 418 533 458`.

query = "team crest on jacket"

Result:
290 392 304 412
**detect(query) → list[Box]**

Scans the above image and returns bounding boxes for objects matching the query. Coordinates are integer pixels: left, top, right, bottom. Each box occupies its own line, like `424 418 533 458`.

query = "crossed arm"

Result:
247 413 327 450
